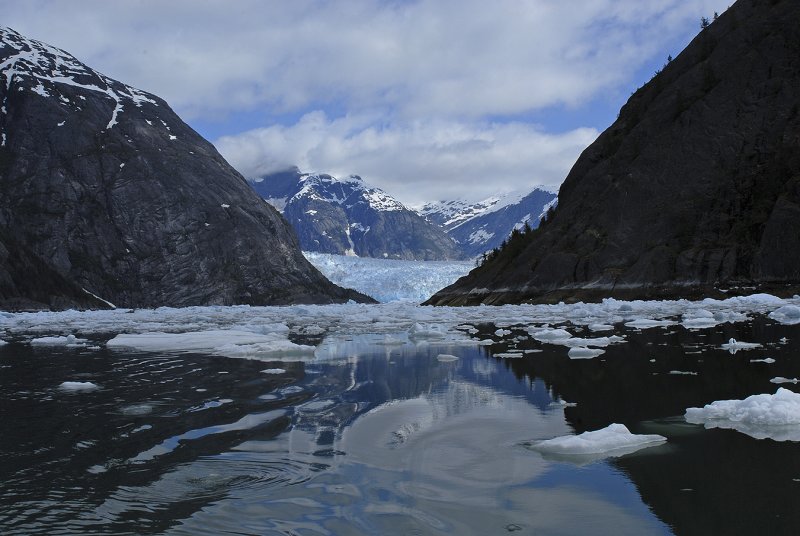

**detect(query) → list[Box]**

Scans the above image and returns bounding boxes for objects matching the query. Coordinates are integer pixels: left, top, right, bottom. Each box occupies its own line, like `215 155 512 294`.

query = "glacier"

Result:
303 251 473 303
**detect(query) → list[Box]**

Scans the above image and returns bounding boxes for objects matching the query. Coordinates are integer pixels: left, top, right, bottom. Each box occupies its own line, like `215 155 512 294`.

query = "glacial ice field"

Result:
302 251 474 302
3 293 800 535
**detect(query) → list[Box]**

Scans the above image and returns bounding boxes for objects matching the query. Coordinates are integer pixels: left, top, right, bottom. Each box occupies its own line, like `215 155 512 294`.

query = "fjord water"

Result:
2 315 800 535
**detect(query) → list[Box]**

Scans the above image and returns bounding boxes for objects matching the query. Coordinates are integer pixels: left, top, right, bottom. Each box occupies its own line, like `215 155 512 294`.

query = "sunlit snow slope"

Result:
303 252 473 303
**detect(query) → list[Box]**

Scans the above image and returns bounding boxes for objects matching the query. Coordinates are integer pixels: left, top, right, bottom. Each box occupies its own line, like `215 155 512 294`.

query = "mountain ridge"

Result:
0 27 370 310
250 167 464 260
427 0 800 305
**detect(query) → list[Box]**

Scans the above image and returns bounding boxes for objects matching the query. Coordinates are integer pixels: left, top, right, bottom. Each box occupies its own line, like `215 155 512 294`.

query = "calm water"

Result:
2 317 800 535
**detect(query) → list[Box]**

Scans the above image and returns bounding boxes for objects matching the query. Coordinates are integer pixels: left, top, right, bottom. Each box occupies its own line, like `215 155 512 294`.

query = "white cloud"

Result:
215 112 599 205
3 0 733 120
2 0 732 202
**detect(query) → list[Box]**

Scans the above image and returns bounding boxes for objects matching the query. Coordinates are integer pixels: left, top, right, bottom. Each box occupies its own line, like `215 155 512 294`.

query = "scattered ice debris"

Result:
106 329 314 358
624 318 677 329
524 423 666 462
721 338 761 353
436 354 459 362
669 370 698 376
769 305 800 325
750 358 776 364
30 334 88 347
568 347 605 359
58 381 100 392
409 322 448 340
494 352 523 359
529 328 572 342
494 328 512 337
221 203 230 208
57 120 65 127
770 377 800 385
685 388 800 441
261 368 286 374
377 335 405 346
168 135 177 141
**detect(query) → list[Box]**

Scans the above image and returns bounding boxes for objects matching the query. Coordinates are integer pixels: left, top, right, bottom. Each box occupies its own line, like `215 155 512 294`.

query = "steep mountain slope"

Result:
250 168 464 260
428 0 800 305
0 27 369 310
418 189 557 257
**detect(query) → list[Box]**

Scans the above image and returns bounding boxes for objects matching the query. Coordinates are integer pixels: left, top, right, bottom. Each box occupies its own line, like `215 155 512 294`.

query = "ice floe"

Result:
58 381 100 392
107 329 314 358
568 347 605 359
30 334 88 346
524 423 666 462
685 388 800 441
436 354 459 362
768 305 800 325
770 377 800 385
720 338 761 353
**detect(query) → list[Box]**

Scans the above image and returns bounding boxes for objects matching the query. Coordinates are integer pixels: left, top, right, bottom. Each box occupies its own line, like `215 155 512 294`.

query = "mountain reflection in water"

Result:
1 316 799 535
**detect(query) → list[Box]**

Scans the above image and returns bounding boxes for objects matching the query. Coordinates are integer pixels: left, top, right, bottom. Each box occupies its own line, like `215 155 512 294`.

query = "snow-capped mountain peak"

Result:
249 168 462 260
0 27 157 133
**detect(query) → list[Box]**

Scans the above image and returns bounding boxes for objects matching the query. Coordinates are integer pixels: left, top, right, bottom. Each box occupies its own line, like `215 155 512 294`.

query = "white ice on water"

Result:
1 292 798 364
525 423 666 460
685 388 800 441
720 338 761 353
58 381 100 392
30 334 88 346
107 329 315 358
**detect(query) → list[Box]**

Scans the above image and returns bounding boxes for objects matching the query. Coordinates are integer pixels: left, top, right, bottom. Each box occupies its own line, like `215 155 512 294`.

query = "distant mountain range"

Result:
0 27 368 310
250 167 463 260
417 189 557 258
250 168 556 260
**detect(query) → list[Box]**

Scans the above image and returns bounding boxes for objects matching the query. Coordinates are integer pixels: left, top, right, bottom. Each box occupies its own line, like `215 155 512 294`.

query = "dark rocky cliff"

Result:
0 27 369 310
428 0 800 305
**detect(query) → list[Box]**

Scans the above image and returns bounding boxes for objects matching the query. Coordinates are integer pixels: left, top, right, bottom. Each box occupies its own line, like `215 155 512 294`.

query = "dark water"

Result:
2 318 800 535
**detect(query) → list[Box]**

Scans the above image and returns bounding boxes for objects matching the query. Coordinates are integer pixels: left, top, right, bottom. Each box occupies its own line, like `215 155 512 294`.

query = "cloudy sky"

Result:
3 0 731 206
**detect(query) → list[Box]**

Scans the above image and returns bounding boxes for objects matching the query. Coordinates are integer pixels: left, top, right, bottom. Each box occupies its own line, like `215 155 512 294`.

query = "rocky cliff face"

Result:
428 0 800 305
0 27 369 310
251 168 464 260
418 189 557 258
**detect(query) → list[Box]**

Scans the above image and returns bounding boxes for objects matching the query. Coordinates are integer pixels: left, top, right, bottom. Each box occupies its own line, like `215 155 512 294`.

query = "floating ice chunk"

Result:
525 423 666 462
107 329 313 358
530 328 572 342
495 352 523 359
681 310 721 329
477 339 494 346
624 318 677 329
59 381 100 392
558 336 624 348
770 377 800 385
377 335 405 346
30 334 87 346
721 338 761 353
409 322 447 339
588 324 614 332
261 368 286 374
436 353 459 362
494 328 512 337
221 203 230 208
669 370 698 376
750 358 776 364
0 339 7 346
685 388 800 441
568 347 605 359
769 305 800 325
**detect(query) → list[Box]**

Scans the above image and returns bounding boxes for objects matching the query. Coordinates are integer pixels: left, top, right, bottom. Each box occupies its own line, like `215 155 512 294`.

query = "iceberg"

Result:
685 388 800 441
524 423 666 462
